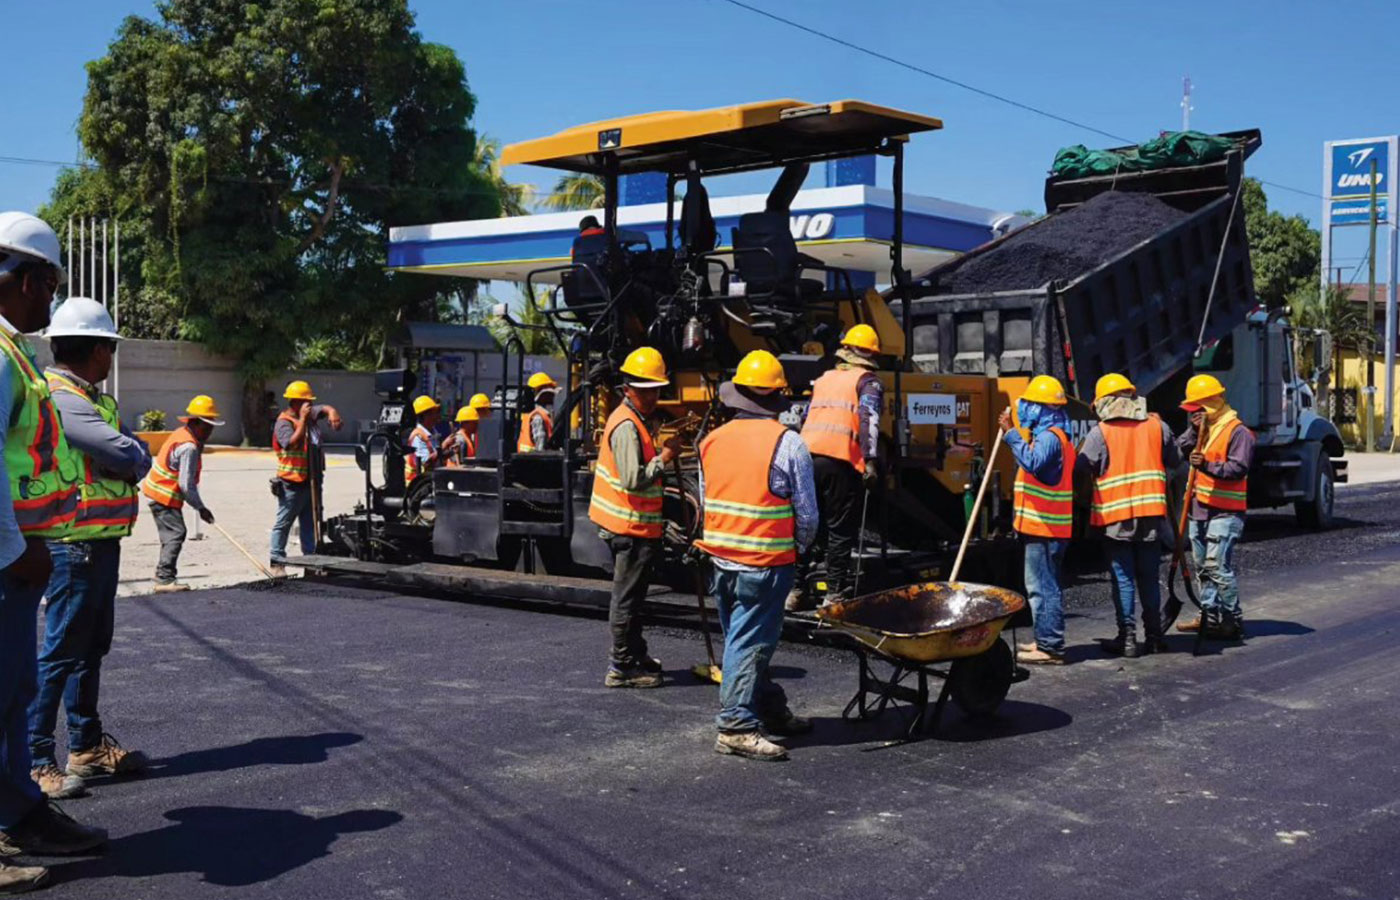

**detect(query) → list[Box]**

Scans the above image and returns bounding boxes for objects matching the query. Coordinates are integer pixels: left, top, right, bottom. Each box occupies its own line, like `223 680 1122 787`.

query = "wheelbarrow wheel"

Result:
949 638 1013 719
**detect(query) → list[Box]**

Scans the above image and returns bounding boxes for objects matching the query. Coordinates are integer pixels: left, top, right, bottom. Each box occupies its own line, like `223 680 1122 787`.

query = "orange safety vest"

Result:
801 367 869 473
403 424 437 484
273 410 311 483
451 428 478 465
695 418 796 567
589 403 664 539
517 408 552 453
1013 427 1077 539
1195 418 1249 511
141 426 201 509
1090 415 1168 526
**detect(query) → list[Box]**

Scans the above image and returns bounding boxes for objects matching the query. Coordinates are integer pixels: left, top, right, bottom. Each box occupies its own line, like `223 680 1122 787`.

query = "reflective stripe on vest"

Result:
273 411 310 483
1090 415 1168 526
46 370 139 540
1013 427 1077 539
141 426 200 509
0 330 79 537
517 408 552 453
695 418 796 567
454 429 477 464
800 367 867 473
1196 418 1249 511
588 403 664 538
404 425 436 484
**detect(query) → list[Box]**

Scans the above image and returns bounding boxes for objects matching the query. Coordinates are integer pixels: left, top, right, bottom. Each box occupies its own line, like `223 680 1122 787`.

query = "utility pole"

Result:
1180 77 1193 132
1367 159 1379 451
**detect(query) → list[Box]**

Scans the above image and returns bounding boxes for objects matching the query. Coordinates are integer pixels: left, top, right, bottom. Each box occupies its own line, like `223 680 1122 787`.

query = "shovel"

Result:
1162 421 1206 631
673 456 722 685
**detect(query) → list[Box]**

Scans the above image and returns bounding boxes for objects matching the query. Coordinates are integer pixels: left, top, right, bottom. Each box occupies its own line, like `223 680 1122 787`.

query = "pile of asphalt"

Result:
927 190 1188 294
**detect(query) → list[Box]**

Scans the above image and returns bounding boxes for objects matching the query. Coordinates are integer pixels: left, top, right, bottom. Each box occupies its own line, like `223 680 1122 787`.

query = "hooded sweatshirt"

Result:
1005 400 1071 486
1077 400 1181 542
1176 397 1255 521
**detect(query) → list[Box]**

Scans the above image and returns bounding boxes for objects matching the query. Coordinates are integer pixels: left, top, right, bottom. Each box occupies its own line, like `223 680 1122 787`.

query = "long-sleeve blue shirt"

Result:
1004 428 1064 485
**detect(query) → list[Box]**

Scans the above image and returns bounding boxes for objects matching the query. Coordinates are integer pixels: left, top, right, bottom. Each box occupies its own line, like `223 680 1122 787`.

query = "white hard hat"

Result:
47 296 121 341
0 212 65 283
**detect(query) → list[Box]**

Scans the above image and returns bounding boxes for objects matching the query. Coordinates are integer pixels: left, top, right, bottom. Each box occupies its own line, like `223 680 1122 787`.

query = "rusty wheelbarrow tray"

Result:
816 581 1030 741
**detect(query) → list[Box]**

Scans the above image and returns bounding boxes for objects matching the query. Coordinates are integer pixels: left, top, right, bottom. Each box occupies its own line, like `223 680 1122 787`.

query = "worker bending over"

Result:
1176 374 1254 639
404 396 442 485
517 372 557 453
30 297 151 800
588 348 680 688
696 351 817 762
270 380 342 574
0 213 106 885
141 396 221 592
791 324 884 611
442 405 480 464
1077 373 1180 657
999 375 1075 665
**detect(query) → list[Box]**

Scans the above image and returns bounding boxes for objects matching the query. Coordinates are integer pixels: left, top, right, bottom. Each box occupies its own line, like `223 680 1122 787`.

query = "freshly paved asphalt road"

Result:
26 480 1400 899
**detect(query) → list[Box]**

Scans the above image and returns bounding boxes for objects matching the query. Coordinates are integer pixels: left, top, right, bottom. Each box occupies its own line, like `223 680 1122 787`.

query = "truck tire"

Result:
1294 449 1335 530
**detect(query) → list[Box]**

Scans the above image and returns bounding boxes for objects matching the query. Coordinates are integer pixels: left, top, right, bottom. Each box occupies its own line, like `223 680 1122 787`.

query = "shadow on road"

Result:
1241 514 1377 543
787 699 1072 749
1241 618 1315 637
148 732 364 780
53 806 403 887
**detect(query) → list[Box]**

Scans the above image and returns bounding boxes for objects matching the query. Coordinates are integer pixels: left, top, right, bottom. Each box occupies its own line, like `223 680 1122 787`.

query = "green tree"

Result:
474 136 534 217
1242 178 1321 308
48 0 501 379
542 173 605 211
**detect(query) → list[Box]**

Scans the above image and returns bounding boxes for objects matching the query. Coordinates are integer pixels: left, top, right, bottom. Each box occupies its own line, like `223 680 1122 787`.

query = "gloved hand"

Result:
199 508 215 525
862 464 880 487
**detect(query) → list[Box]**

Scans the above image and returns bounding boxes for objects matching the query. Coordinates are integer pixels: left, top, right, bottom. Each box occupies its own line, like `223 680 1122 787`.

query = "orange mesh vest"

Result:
801 367 867 473
141 426 201 509
588 403 664 539
403 424 436 484
452 428 478 464
1090 415 1168 526
1196 418 1249 511
1013 427 1077 539
695 418 796 567
517 408 552 453
273 411 310 483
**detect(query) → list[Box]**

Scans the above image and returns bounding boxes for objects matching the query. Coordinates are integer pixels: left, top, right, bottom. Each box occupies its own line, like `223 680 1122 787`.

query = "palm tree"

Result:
542 172 605 212
473 136 534 217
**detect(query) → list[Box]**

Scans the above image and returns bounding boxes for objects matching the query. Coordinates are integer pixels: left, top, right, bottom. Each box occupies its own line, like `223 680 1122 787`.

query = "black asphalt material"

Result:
25 482 1400 899
932 191 1187 294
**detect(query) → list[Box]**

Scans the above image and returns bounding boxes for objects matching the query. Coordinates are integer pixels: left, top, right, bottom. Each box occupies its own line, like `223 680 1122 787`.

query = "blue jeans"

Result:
1106 540 1163 633
1023 539 1067 654
1190 514 1245 615
0 571 45 828
710 564 793 733
28 541 120 767
270 480 317 563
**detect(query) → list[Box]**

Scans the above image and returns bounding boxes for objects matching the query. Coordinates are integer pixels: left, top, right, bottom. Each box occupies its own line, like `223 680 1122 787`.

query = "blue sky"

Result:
4 0 1399 270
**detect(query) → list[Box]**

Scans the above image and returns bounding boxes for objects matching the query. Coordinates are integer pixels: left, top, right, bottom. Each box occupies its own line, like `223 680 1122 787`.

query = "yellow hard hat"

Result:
1094 372 1136 402
527 372 557 392
1022 374 1067 406
455 405 479 423
184 395 225 425
733 350 787 390
469 392 492 410
1182 373 1226 408
619 346 670 387
412 395 441 415
840 324 880 354
283 380 316 401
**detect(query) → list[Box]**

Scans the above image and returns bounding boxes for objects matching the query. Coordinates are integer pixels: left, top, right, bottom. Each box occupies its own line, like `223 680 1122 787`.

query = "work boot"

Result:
1016 640 1037 654
1100 624 1140 658
1020 647 1065 665
603 665 662 689
28 766 84 801
764 710 814 737
1140 633 1170 655
1205 611 1245 640
1176 615 1202 633
268 563 288 578
784 587 816 613
0 860 49 894
714 731 788 761
1 801 107 856
66 734 148 778
151 582 190 594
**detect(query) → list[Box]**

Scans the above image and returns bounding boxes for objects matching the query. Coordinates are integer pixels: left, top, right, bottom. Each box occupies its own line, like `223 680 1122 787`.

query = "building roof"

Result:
389 322 498 353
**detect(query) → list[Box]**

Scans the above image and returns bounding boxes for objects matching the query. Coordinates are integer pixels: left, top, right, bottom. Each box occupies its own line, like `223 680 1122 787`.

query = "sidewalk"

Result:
1338 449 1400 487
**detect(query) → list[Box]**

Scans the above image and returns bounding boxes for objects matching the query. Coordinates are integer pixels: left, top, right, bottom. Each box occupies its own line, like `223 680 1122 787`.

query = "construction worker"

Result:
468 392 493 419
791 324 885 611
517 372 557 453
1176 374 1255 638
29 297 151 801
404 396 442 485
588 347 681 688
442 405 480 464
1077 373 1180 657
270 381 343 575
142 395 222 592
997 375 1076 665
0 212 106 882
696 351 817 761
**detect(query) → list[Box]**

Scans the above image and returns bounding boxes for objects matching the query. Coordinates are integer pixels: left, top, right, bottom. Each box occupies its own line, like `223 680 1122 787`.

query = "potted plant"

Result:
135 409 173 454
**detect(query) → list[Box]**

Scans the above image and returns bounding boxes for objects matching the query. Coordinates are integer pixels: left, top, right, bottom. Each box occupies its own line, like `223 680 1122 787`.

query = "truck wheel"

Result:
1294 450 1335 530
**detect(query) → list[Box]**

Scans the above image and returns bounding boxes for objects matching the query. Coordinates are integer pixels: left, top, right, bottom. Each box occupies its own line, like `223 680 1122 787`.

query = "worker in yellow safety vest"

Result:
142 395 222 592
792 324 885 611
998 375 1076 665
403 396 442 485
588 347 680 688
442 405 480 465
696 351 817 762
270 380 342 575
517 372 556 452
1175 374 1255 639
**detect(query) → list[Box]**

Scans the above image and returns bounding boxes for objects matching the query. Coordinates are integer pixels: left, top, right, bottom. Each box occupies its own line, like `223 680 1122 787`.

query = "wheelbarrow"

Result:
816 581 1029 741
